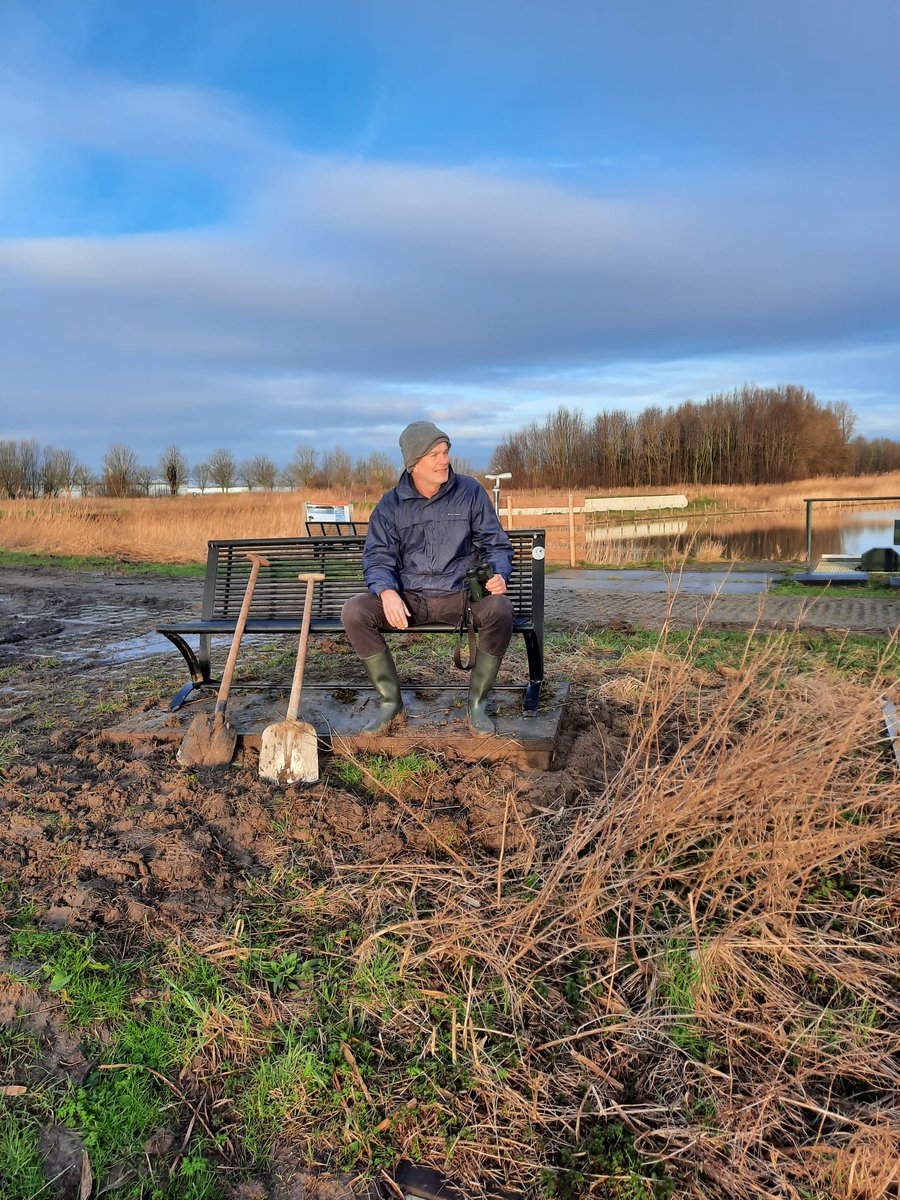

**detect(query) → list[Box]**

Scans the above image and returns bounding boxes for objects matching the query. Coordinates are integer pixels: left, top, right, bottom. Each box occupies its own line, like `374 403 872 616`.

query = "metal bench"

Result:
158 530 547 714
304 520 363 536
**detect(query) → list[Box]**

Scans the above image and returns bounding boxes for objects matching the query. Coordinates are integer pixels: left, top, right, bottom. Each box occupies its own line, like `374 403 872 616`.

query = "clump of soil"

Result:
0 694 619 935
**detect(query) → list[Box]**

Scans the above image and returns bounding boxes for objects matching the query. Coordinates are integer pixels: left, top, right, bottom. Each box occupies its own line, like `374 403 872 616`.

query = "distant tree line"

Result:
490 385 900 488
0 440 474 499
3 385 896 500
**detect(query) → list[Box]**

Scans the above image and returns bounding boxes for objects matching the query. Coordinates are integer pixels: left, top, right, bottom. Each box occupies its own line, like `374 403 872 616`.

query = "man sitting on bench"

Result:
341 421 514 736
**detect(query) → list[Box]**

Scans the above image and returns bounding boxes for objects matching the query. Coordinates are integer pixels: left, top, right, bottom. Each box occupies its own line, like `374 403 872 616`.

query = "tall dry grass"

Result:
700 470 900 513
0 492 367 564
305 627 900 1196
1 470 898 565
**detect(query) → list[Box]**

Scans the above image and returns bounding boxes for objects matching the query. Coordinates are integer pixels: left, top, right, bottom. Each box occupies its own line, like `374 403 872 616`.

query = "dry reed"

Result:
2 471 898 566
200 622 900 1197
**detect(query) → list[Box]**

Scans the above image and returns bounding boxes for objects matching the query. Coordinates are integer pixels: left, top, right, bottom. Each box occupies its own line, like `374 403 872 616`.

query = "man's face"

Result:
410 441 451 495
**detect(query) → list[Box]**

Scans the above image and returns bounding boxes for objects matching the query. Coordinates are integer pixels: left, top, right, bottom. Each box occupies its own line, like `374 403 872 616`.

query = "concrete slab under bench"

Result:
103 682 570 771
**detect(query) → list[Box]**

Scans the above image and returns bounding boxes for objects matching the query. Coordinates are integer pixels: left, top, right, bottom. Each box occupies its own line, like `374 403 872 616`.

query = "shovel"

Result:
177 552 269 768
259 572 325 784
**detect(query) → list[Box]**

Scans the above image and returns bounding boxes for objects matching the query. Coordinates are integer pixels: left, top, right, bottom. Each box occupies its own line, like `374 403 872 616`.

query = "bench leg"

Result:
160 632 212 711
521 630 543 715
169 679 203 711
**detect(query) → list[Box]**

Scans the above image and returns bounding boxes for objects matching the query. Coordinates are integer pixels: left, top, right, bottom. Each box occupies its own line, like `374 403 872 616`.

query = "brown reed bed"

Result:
2 472 899 567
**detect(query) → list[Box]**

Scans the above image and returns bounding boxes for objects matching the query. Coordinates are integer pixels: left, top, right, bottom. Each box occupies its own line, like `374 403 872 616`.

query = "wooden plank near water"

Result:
512 506 585 515
585 493 688 513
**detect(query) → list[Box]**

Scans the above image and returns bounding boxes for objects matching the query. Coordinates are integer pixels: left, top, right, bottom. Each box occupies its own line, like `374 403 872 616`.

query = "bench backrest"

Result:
201 531 545 627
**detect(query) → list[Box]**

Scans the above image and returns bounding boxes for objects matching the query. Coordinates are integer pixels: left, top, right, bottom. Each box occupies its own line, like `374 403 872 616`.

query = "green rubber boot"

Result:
468 651 502 736
361 650 404 734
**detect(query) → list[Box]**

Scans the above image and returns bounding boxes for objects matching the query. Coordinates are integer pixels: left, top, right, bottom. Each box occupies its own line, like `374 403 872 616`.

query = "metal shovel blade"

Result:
176 712 237 768
258 718 318 784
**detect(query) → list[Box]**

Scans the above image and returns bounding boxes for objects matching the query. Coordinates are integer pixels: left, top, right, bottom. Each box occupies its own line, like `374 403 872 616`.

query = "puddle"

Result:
89 632 174 662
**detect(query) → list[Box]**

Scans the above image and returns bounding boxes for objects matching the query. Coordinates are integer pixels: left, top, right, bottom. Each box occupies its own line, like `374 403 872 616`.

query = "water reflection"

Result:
588 508 900 560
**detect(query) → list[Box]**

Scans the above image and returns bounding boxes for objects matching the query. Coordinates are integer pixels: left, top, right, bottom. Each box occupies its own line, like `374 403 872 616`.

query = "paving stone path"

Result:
544 574 900 637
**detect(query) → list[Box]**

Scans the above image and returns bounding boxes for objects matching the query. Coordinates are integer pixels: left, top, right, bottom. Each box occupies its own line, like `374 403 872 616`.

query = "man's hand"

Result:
486 574 507 595
380 588 411 629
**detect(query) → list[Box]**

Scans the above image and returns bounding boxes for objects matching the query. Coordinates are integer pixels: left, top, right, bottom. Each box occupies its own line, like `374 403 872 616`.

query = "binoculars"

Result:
464 561 493 602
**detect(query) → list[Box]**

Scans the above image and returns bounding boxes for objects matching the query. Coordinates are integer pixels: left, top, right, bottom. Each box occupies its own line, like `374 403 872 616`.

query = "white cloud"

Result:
0 59 897 465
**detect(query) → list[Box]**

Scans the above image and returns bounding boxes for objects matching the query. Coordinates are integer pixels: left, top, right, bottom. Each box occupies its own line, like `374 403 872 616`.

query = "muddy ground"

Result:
0 562 617 928
0 564 626 1198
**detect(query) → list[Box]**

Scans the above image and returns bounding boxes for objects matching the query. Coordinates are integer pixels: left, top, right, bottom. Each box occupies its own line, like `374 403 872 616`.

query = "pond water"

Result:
587 507 900 561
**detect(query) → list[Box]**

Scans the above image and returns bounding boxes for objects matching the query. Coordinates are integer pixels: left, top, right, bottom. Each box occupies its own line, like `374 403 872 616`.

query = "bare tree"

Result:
193 461 211 493
321 446 353 490
159 444 189 496
365 451 397 490
207 448 237 493
250 454 278 491
39 447 62 497
102 443 139 497
44 447 78 496
135 465 156 496
0 440 52 497
73 462 96 497
237 459 256 491
18 440 41 498
0 442 18 497
284 445 317 489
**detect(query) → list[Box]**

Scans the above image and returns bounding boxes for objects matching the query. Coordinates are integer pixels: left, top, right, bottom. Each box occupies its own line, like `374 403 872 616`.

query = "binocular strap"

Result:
453 595 478 671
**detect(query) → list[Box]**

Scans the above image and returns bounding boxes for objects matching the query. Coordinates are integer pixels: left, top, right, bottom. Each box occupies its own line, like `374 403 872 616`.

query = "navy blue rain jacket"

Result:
362 468 514 595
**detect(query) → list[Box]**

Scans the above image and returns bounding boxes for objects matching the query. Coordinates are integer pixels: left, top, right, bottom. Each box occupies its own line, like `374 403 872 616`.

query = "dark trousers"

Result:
341 589 514 660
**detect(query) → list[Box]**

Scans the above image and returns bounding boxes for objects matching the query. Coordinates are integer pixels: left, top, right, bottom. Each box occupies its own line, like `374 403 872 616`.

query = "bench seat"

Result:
158 530 546 714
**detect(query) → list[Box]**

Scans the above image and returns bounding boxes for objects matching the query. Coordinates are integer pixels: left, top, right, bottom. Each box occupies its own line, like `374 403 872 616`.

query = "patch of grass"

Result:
0 548 205 576
546 626 898 680
8 928 134 1025
57 1062 170 1182
332 750 441 792
0 1105 47 1200
237 1026 332 1158
657 939 719 1059
772 573 897 598
544 1121 675 1199
0 734 21 773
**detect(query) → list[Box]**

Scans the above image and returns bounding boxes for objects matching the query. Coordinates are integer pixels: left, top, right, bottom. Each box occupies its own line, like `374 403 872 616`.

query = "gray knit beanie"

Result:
399 421 451 471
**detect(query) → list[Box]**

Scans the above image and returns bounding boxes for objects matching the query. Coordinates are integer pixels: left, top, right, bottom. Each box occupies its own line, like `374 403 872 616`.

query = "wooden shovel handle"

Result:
286 573 326 721
214 552 270 714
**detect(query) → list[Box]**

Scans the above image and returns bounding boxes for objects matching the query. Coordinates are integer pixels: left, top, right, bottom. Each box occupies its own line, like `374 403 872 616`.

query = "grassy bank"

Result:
2 626 899 1198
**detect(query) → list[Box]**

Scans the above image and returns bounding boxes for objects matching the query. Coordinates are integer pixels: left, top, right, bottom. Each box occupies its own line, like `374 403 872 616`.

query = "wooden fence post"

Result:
506 496 513 529
568 493 576 567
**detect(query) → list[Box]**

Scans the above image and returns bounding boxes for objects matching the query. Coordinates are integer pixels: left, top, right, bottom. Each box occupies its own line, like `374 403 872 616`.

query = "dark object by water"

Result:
860 547 900 572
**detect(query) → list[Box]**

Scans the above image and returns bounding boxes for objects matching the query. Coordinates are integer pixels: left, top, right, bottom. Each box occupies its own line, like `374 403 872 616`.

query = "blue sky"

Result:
1 0 898 473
